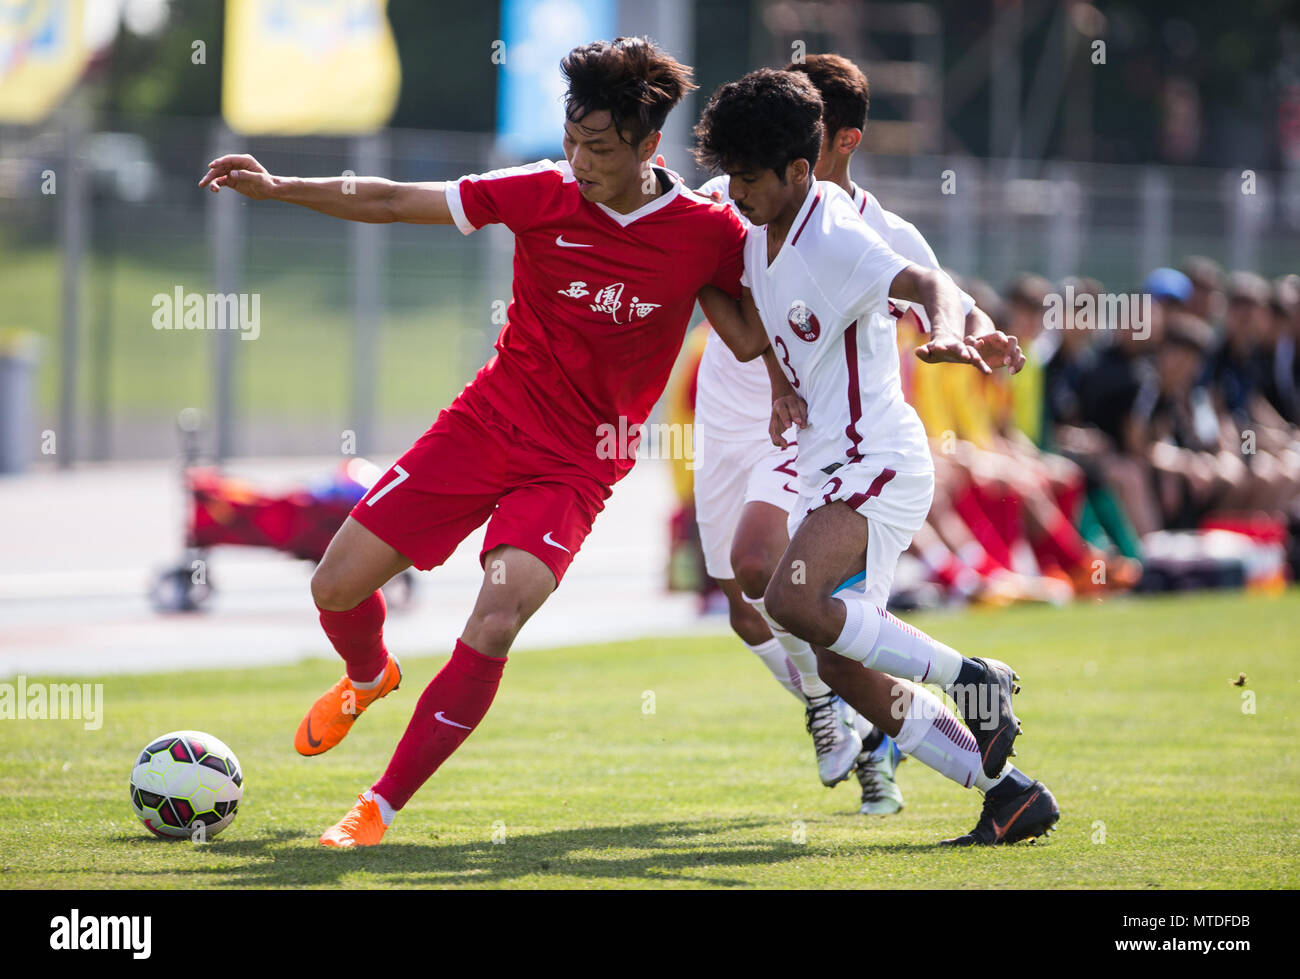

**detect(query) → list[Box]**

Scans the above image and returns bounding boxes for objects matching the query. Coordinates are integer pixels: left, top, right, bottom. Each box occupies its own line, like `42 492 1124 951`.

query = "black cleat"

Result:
958 657 1022 778
940 779 1060 846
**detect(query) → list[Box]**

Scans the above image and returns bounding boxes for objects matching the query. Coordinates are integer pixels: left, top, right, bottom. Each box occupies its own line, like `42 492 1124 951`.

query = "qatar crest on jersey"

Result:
787 300 821 342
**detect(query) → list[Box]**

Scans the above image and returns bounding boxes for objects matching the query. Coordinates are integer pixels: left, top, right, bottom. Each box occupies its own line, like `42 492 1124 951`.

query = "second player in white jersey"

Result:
694 173 972 448
693 65 1059 847
742 180 930 481
693 173 973 580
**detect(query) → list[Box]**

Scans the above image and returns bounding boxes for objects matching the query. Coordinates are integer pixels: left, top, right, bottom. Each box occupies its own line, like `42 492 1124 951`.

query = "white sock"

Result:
974 765 1010 794
918 543 953 575
744 639 808 705
362 788 396 825
1010 539 1039 577
828 597 963 686
782 642 830 700
892 684 981 789
957 542 990 570
743 594 832 698
351 654 396 690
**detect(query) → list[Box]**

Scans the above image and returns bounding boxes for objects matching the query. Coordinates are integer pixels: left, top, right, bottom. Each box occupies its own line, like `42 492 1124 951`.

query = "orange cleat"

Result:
319 793 388 847
295 656 402 756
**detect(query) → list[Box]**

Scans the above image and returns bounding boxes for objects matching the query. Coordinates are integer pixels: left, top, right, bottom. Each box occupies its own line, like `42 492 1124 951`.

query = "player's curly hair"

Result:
785 53 869 140
561 36 697 146
693 69 824 180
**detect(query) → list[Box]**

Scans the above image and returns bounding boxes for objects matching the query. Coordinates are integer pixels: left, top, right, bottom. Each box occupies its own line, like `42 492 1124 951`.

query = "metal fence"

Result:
2 110 1298 464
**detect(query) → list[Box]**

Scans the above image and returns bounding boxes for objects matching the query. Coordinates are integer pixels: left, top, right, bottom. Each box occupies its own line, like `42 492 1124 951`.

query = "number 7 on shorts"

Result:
365 465 410 507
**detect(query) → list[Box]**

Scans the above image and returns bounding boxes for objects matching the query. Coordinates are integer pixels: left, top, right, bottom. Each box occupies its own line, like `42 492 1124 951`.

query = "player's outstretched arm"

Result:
963 305 997 339
891 266 993 374
697 285 770 362
964 306 1026 374
199 154 455 225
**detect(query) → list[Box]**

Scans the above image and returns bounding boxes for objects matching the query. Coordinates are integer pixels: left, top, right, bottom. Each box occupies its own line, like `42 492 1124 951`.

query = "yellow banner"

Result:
0 0 88 124
223 0 401 135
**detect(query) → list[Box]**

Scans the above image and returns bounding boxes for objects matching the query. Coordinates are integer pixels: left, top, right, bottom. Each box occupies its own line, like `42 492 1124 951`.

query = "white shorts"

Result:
695 432 800 580
789 464 935 608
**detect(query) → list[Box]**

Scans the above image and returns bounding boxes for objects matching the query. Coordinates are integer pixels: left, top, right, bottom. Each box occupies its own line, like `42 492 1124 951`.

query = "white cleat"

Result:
856 736 905 816
805 693 863 787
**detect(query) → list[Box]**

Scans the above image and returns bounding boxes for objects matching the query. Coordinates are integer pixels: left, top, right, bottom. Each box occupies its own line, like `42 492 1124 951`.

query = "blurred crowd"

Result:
669 257 1300 607
894 256 1300 605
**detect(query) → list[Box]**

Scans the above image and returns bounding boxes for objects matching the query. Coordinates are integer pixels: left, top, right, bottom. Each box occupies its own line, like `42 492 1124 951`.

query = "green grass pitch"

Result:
1 590 1296 889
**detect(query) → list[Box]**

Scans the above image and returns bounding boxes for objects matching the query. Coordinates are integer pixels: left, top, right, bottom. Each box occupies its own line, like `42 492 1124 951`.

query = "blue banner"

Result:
496 0 615 159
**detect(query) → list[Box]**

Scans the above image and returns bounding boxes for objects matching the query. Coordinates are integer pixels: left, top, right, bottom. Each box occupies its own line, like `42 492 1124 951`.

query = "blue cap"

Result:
1143 267 1193 303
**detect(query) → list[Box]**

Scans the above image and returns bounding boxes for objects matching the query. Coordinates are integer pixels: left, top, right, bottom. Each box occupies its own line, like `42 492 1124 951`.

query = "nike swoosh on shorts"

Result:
542 532 571 553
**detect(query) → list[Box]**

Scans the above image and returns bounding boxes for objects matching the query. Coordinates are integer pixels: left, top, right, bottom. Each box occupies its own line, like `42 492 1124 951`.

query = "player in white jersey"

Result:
692 169 880 800
694 68 1060 845
691 54 996 815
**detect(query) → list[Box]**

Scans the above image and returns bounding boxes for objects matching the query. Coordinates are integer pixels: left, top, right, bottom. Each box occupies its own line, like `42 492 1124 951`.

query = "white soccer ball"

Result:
128 730 243 839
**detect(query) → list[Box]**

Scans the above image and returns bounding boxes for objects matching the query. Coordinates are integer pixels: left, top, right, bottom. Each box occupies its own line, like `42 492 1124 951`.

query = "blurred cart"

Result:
150 411 415 612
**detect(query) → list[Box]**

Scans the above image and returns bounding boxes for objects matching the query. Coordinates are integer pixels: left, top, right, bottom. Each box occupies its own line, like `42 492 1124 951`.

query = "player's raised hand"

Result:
914 335 993 375
771 393 807 448
199 154 276 199
971 330 1026 374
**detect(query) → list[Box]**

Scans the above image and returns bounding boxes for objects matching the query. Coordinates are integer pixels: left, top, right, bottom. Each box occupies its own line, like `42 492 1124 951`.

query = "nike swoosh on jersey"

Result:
542 532 571 553
434 711 473 730
555 235 593 248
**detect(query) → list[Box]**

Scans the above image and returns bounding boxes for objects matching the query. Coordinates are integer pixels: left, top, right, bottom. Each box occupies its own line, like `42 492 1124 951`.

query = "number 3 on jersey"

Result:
773 335 800 388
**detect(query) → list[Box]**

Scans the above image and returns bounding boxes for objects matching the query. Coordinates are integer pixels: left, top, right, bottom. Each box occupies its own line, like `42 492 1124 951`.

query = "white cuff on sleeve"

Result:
443 178 477 235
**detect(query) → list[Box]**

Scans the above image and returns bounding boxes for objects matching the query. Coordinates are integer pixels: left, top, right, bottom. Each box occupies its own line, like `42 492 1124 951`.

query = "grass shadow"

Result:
87 817 948 888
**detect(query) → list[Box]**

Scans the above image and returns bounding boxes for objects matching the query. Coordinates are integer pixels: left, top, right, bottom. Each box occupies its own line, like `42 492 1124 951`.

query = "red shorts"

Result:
350 395 611 584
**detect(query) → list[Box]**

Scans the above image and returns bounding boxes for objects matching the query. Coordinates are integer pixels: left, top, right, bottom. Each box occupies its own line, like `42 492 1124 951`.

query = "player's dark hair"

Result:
561 36 697 146
785 53 869 140
693 69 824 180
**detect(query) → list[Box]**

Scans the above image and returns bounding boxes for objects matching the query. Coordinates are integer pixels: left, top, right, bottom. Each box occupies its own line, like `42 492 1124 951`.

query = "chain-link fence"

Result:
3 111 1297 463
2 114 508 465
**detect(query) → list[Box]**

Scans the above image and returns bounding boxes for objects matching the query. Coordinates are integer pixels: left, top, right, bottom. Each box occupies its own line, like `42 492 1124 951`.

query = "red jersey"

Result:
444 159 745 483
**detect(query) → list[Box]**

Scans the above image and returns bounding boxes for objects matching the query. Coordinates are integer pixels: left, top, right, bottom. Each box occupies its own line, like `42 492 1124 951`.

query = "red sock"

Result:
930 554 962 589
317 591 389 683
1029 537 1063 576
979 485 1024 548
970 549 1007 578
1038 511 1091 571
1052 476 1085 523
952 485 1014 569
372 640 506 811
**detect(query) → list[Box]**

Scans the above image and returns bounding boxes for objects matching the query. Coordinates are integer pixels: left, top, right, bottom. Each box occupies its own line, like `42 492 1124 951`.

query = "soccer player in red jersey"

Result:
199 37 764 846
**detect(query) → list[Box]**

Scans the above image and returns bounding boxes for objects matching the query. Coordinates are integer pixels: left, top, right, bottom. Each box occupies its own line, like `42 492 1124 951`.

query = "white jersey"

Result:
741 181 934 479
693 175 770 439
693 175 971 442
